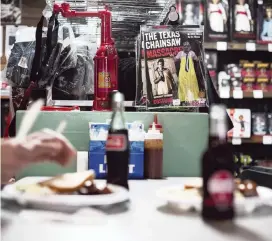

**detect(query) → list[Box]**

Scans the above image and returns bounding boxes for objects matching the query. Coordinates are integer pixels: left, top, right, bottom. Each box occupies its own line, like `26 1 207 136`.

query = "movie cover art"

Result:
205 0 230 41
257 2 272 43
176 0 204 26
231 0 256 41
136 25 207 108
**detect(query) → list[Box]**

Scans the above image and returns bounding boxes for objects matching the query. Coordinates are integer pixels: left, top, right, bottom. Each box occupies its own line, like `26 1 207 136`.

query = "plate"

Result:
156 183 272 214
1 177 129 209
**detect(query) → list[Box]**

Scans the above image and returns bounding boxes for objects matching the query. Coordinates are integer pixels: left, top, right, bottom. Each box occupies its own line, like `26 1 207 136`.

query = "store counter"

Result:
2 178 272 241
15 111 209 179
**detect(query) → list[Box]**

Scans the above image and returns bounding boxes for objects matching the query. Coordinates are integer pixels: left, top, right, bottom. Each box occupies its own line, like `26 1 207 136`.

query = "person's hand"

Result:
1 129 77 183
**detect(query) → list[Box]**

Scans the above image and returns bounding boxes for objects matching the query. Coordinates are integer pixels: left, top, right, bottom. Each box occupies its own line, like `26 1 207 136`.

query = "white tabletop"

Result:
2 178 272 241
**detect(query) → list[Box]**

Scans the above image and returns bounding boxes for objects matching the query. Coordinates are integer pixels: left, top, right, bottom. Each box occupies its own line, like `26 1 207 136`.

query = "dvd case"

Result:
136 25 207 109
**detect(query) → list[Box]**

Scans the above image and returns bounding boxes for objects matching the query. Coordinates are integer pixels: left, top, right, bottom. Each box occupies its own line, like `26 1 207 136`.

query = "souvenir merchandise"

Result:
218 71 231 95
205 0 230 41
205 51 218 88
160 5 180 26
268 113 272 135
175 0 204 25
227 108 251 138
256 62 270 91
1 0 21 25
257 2 272 43
252 113 267 136
231 0 256 41
241 62 256 91
136 25 207 109
227 63 242 88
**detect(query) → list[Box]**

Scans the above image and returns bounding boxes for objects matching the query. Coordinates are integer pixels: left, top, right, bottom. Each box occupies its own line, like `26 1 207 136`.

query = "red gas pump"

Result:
53 2 118 111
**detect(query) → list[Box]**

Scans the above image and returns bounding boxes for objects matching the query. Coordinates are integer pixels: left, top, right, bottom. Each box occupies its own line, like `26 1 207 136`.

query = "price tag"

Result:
253 90 263 99
263 136 272 145
233 89 243 99
18 57 28 68
216 42 227 51
232 138 242 145
173 99 180 106
219 89 230 99
246 42 256 51
268 43 272 52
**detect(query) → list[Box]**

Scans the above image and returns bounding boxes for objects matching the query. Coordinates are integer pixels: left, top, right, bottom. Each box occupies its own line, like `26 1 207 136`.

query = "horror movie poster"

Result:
136 25 207 109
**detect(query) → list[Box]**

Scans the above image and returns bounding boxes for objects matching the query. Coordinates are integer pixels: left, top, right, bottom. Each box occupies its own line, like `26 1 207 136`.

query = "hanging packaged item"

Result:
257 2 272 43
50 30 94 100
136 25 207 109
6 13 59 137
1 0 22 25
205 0 230 42
231 0 257 41
176 0 204 25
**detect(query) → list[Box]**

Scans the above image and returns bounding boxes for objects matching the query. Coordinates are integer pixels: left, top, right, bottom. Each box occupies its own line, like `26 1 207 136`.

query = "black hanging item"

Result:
7 13 59 137
118 56 136 101
51 29 94 100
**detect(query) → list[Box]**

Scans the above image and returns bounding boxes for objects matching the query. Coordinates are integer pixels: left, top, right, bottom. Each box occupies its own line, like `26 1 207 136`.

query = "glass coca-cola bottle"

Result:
106 91 129 189
202 104 235 220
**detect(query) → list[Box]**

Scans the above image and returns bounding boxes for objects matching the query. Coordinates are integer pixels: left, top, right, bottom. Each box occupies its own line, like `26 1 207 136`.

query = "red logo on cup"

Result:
106 134 127 151
208 170 234 208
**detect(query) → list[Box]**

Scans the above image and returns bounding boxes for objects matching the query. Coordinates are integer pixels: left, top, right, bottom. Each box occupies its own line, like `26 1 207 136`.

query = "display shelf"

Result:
228 135 272 145
220 90 272 99
204 42 271 51
52 100 135 107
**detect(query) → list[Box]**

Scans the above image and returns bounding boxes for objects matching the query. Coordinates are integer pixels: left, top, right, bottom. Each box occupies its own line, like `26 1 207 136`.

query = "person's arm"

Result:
1 129 76 184
154 70 163 84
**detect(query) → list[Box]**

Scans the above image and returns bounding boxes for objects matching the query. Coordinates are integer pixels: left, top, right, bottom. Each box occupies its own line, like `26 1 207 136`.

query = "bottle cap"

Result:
149 114 162 130
111 91 124 109
145 122 163 140
210 104 227 120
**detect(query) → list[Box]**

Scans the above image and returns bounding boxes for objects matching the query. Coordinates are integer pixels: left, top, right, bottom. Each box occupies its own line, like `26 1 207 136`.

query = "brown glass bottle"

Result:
106 92 129 190
202 105 235 220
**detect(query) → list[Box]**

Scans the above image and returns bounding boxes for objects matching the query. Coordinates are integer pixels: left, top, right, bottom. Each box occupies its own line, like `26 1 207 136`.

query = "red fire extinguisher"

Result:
53 3 118 111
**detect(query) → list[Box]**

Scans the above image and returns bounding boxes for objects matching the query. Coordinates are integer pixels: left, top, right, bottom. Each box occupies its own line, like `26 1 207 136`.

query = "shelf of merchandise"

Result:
220 90 272 99
1 89 10 100
228 135 272 145
52 100 135 107
115 42 272 52
204 42 271 52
